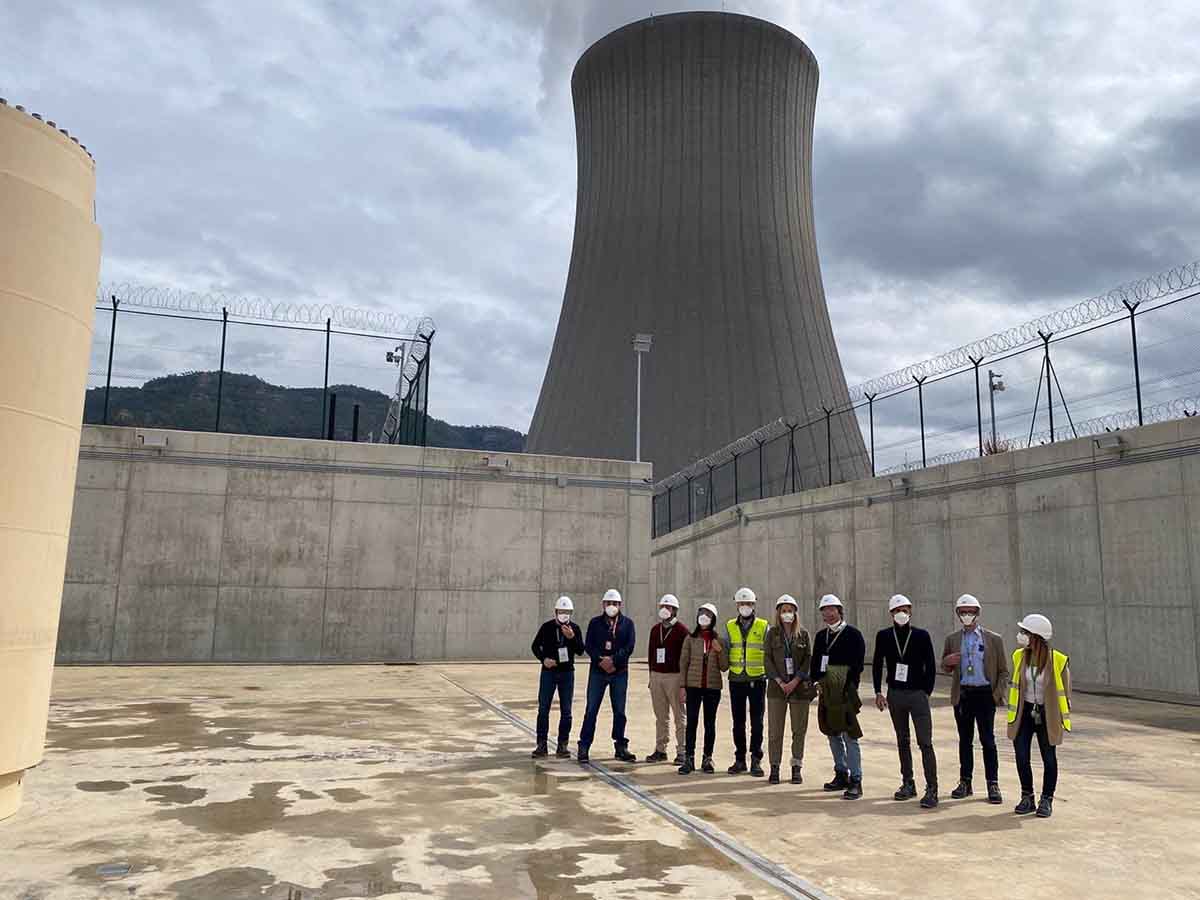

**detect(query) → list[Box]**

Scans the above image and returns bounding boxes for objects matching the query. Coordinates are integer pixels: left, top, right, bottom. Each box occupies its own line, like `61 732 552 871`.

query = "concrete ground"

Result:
2 664 1199 900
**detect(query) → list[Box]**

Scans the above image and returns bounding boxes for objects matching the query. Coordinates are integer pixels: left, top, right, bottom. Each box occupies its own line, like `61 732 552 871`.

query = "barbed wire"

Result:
877 393 1200 475
848 259 1200 401
98 282 434 338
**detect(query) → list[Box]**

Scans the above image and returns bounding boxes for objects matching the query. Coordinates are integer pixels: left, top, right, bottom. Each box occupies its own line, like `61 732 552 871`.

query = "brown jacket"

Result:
764 623 817 701
678 632 729 690
942 627 1008 707
1006 647 1072 746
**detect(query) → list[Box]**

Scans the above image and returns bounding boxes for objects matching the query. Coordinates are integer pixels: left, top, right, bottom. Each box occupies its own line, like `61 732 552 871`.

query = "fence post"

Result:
732 452 740 505
968 355 984 457
787 424 798 493
352 403 360 442
822 406 833 487
757 438 765 499
1038 330 1054 442
686 475 693 525
420 335 432 447
1123 300 1143 426
865 393 877 477
707 465 714 516
914 376 928 468
321 317 331 438
326 392 338 440
215 307 228 432
102 295 119 425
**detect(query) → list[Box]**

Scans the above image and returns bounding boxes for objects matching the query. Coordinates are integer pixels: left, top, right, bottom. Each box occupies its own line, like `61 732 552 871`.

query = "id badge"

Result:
785 658 795 676
894 663 909 683
656 648 666 664
605 640 612 651
820 655 829 673
558 646 569 663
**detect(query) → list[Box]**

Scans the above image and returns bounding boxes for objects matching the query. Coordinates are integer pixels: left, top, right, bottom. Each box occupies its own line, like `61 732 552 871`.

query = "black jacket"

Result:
872 625 937 695
810 624 866 689
531 619 586 670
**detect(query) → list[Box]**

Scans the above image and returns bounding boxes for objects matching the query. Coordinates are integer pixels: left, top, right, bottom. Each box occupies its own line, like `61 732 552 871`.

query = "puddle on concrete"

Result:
76 780 129 793
157 781 293 836
294 789 322 800
143 784 208 805
325 788 369 804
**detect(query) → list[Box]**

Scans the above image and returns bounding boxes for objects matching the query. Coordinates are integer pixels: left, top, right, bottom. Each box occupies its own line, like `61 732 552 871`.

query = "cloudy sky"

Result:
4 1 1200 469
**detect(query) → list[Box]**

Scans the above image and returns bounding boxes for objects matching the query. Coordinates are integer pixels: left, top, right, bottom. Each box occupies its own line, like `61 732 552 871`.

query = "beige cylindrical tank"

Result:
0 100 101 819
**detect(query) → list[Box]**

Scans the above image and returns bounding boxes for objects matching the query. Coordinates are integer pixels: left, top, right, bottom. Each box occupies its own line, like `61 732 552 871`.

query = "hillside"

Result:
82 371 526 452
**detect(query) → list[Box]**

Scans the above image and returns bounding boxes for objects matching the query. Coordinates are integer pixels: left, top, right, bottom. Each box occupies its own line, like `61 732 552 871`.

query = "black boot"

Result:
673 751 686 767
823 770 850 791
577 746 590 765
531 742 548 758
920 785 939 809
987 781 1002 804
950 779 973 799
614 745 637 763
727 757 747 775
768 765 781 784
1036 795 1053 818
645 750 668 763
894 780 917 801
677 755 695 775
842 777 863 800
1014 792 1036 815
790 765 802 785
555 741 571 759
701 756 715 774
749 757 765 778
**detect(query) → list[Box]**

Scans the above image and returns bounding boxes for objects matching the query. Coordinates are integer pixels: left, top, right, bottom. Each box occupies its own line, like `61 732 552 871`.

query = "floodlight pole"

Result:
632 333 653 462
988 369 1005 448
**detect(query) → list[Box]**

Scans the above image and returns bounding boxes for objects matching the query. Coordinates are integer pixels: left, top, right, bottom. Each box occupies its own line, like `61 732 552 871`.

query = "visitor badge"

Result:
558 647 570 663
820 655 829 673
785 658 795 676
656 648 666 664
894 663 909 683
605 641 612 651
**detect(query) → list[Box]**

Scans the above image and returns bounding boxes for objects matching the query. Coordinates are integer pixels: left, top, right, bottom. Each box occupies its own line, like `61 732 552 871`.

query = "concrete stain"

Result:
75 780 130 792
156 781 293 835
143 784 208 805
325 787 369 804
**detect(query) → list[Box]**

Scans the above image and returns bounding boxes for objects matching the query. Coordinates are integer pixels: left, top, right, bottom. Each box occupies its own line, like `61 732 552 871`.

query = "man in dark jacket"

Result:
873 594 939 808
810 593 866 799
577 588 637 764
530 595 586 759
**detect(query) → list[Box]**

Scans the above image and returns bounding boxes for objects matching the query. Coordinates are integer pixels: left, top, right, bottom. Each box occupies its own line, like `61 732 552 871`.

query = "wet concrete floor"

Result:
2 663 1198 899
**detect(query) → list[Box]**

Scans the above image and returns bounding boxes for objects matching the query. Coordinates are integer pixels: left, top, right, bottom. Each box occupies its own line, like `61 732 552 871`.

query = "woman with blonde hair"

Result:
764 594 816 784
1007 614 1071 818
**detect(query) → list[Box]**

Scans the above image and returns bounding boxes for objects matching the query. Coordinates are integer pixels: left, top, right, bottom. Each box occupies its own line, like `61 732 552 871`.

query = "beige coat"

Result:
942 627 1008 706
678 632 729 690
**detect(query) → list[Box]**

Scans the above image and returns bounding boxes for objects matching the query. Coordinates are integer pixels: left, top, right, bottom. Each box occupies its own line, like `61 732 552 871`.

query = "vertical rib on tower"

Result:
527 12 868 485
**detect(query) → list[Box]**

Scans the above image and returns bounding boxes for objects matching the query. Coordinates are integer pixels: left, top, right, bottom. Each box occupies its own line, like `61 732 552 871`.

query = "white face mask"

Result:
780 611 796 624
556 613 571 624
959 613 978 626
658 608 674 621
892 612 911 626
1016 631 1030 647
605 605 620 618
697 615 713 628
738 605 755 618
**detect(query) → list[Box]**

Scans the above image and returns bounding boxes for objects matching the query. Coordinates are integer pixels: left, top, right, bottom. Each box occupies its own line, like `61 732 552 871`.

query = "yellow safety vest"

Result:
726 618 768 677
1007 648 1071 732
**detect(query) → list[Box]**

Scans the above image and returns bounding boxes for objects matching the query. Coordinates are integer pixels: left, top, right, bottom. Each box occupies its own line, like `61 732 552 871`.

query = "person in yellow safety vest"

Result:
725 587 769 777
1007 613 1071 819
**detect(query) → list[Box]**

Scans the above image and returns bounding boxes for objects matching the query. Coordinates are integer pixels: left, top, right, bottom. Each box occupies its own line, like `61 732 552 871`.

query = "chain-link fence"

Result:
653 261 1200 538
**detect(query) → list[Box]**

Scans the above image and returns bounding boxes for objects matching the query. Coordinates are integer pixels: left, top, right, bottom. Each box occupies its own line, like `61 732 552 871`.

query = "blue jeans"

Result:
828 732 862 779
578 667 628 751
536 667 575 745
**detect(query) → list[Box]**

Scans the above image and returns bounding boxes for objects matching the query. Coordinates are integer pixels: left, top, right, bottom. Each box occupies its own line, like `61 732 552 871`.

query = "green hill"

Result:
82 371 525 452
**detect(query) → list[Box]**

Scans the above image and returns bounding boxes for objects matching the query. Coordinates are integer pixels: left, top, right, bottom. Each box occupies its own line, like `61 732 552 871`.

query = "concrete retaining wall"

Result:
651 417 1200 702
59 426 652 662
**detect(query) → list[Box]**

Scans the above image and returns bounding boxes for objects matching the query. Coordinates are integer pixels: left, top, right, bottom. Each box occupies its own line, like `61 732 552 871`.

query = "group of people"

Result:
530 588 1071 818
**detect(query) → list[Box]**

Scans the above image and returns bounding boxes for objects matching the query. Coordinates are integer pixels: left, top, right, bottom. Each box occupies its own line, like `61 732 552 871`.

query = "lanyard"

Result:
825 626 844 654
782 627 794 658
892 626 912 660
659 623 670 646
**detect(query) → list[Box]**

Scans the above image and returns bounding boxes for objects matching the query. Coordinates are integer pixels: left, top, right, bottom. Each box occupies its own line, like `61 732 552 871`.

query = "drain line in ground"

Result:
439 672 836 900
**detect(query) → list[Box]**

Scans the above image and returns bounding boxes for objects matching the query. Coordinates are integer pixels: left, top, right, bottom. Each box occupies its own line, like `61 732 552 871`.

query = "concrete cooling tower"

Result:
0 100 101 818
527 12 869 485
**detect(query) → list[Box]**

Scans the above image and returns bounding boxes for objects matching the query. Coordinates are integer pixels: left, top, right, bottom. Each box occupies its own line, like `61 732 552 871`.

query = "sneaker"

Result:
894 781 917 801
823 770 850 792
1014 793 1036 815
790 765 802 785
645 751 668 763
987 781 1003 804
1036 795 1053 818
614 747 637 763
727 758 747 775
701 757 715 774
677 756 695 775
920 786 939 809
950 779 973 799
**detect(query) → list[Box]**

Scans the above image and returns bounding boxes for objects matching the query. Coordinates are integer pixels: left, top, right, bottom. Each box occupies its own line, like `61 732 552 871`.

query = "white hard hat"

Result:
818 594 843 609
734 587 757 605
602 588 623 605
1017 613 1052 641
888 594 912 612
955 594 981 611
555 596 574 612
776 594 798 609
698 602 719 618
658 593 680 609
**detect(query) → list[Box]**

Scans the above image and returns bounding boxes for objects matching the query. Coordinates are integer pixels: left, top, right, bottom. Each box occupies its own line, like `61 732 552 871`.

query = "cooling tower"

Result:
0 101 101 818
527 12 869 484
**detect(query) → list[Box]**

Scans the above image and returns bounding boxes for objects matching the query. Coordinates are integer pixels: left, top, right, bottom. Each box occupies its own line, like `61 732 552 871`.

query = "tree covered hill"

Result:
82 371 526 452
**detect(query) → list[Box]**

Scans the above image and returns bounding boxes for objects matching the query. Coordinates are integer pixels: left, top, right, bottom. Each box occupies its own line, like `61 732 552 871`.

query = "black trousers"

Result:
954 685 999 782
729 679 766 760
888 688 937 789
684 687 721 758
1013 702 1058 797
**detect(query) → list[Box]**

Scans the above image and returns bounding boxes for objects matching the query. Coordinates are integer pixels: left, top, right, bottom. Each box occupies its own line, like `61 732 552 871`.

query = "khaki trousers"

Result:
767 693 811 767
648 670 685 754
